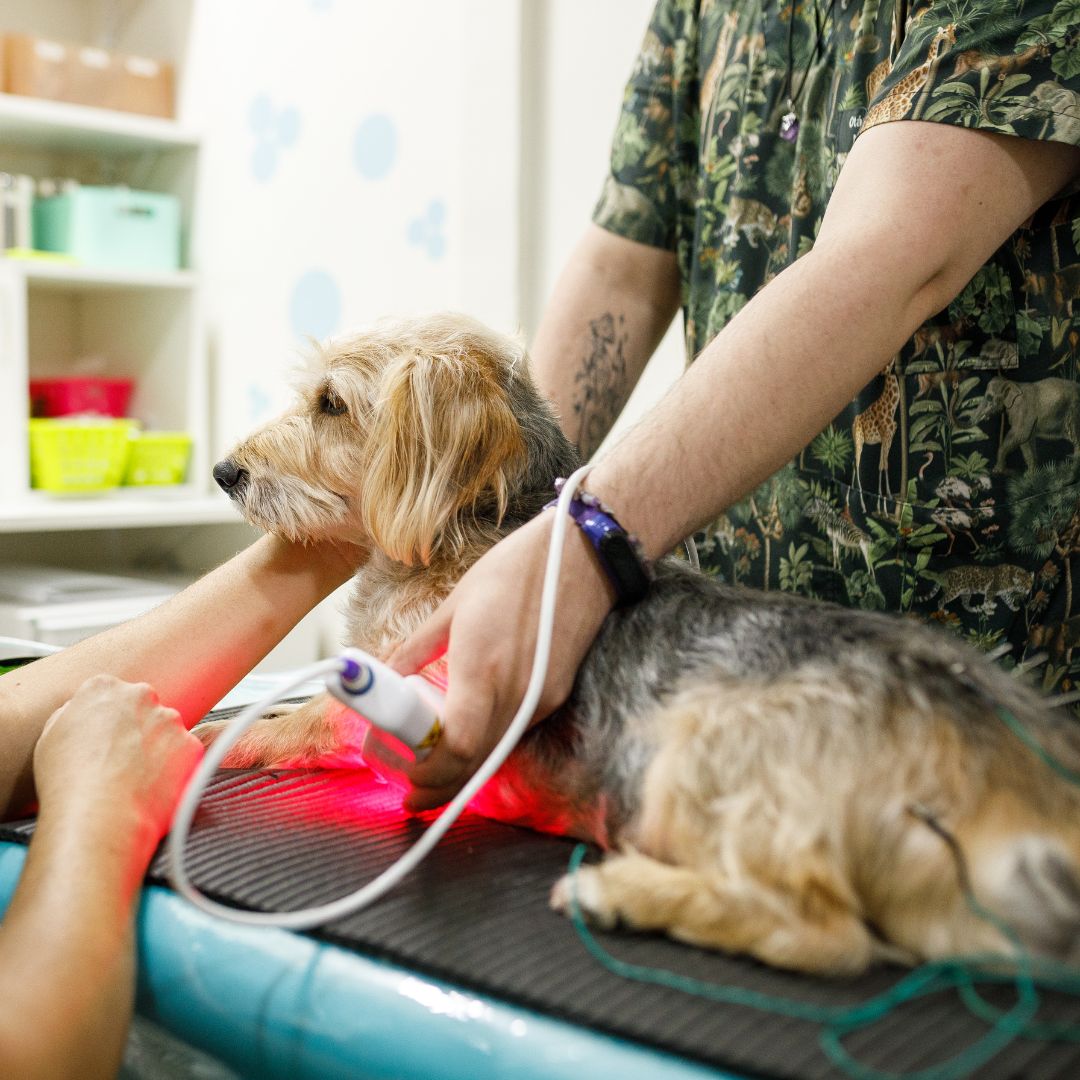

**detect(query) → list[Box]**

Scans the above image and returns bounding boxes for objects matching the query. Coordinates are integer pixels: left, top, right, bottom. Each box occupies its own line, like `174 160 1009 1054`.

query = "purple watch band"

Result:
544 481 652 606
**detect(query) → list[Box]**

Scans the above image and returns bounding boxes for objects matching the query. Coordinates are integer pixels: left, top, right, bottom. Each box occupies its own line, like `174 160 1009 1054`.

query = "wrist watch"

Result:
544 482 652 606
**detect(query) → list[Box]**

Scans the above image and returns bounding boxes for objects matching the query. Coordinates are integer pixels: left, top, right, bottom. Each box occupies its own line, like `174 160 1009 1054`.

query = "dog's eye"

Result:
319 390 348 416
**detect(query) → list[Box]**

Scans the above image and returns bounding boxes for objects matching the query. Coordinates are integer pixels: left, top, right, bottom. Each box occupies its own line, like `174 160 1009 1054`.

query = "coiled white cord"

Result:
167 462 594 929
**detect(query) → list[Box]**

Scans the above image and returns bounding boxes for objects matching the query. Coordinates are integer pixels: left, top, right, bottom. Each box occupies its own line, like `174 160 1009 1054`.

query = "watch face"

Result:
599 532 650 596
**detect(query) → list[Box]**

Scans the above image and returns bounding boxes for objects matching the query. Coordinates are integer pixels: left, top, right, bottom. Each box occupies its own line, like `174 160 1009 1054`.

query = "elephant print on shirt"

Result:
963 377 1080 473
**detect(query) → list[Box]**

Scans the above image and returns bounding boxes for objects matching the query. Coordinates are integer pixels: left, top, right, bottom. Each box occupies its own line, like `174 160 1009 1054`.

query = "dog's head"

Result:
214 312 579 566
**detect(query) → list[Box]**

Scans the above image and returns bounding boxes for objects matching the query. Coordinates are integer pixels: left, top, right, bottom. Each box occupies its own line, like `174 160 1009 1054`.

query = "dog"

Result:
201 312 1080 976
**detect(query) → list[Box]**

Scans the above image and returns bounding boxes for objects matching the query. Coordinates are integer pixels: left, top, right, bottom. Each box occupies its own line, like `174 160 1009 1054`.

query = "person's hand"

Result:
33 675 204 854
388 510 616 811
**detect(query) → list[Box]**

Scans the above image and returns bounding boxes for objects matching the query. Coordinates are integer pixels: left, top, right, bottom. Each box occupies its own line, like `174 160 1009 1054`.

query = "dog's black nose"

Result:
213 459 248 493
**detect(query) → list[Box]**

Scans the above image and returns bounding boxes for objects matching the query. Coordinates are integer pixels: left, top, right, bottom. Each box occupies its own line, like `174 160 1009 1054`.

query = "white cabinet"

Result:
0 90 233 531
0 99 330 671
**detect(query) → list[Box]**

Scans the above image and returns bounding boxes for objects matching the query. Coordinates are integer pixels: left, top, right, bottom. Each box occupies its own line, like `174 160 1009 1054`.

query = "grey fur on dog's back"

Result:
531 558 1080 841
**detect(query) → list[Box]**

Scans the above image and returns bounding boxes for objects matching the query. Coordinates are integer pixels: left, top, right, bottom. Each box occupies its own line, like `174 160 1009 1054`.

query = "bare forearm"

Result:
587 243 926 555
0 534 356 814
532 224 680 459
587 124 1080 557
0 812 149 1079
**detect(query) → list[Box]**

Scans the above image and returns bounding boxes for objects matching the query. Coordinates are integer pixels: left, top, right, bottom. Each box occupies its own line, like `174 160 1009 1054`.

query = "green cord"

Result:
566 843 1080 1080
996 707 1080 786
563 705 1080 1078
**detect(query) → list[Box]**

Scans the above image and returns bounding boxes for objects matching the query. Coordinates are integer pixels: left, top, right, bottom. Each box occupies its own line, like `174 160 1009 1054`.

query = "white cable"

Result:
167 462 594 929
684 536 700 570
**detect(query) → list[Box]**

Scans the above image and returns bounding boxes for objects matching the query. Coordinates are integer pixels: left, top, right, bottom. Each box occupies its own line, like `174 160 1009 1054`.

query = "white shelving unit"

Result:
0 1 333 675
0 493 237 533
0 81 231 532
0 90 200 152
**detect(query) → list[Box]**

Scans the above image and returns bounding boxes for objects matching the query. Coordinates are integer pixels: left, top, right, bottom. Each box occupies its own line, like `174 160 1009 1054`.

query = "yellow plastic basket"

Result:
123 432 192 486
28 418 136 493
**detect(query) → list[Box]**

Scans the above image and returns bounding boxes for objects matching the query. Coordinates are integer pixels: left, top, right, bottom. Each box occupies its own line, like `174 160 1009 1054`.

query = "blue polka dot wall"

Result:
354 114 398 181
247 384 270 425
408 199 449 261
249 95 302 182
290 270 342 341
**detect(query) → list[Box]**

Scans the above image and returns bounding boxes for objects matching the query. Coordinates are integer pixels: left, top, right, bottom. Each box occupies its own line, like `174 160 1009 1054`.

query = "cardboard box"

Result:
3 33 175 119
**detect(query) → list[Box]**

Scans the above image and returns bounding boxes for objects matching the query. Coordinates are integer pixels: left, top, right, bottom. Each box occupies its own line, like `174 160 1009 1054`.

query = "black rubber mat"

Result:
5 755 1080 1078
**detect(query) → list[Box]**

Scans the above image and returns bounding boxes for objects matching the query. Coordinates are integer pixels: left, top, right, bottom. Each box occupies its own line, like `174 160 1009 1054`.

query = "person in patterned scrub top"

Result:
391 0 1080 812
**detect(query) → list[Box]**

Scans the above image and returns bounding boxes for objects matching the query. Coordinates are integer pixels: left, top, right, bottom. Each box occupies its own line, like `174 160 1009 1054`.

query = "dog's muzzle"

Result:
213 458 248 496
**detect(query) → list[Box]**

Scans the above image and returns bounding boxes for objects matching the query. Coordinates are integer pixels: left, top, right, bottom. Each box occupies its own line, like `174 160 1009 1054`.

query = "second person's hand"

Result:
34 675 204 857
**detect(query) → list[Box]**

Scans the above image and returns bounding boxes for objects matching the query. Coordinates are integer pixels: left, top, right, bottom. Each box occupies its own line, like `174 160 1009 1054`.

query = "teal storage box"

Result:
33 186 181 272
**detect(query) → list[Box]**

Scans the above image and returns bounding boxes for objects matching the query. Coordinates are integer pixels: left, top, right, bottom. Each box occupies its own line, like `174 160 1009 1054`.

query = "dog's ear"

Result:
361 346 527 565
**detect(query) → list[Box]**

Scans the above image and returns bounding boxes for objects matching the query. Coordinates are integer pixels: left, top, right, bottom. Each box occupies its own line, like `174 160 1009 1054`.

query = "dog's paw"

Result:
549 866 618 930
193 695 366 771
193 717 281 769
259 700 304 721
193 717 228 750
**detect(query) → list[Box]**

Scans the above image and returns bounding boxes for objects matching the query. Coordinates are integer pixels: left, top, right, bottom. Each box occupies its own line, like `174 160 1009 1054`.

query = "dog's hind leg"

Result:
867 784 1080 965
550 847 879 975
941 801 1080 964
552 675 929 974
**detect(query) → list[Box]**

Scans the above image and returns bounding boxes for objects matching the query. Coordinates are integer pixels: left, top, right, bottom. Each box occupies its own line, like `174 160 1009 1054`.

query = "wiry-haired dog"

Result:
202 312 1080 975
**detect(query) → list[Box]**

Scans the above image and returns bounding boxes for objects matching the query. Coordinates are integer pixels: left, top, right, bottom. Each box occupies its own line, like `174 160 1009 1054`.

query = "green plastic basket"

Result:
123 432 192 486
28 418 136 493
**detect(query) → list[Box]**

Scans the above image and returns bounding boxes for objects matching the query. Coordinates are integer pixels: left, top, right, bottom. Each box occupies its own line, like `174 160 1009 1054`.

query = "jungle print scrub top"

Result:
594 0 1080 695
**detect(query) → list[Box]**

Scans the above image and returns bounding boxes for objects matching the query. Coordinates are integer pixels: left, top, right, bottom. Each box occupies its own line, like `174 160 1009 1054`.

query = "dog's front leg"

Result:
194 692 368 769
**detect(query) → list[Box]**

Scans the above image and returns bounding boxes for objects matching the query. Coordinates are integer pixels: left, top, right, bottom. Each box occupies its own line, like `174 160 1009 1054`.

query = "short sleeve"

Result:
861 0 1080 148
591 0 686 251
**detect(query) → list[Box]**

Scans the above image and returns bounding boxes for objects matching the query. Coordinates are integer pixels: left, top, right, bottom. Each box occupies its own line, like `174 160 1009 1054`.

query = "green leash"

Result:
565 704 1080 1079
565 843 1075 1080
996 706 1080 786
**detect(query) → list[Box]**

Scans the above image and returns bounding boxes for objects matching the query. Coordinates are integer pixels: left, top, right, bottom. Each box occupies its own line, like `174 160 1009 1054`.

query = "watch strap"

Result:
544 481 652 606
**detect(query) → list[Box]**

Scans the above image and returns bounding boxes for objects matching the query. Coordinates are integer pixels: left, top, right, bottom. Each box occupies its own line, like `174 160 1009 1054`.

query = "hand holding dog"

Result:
0 676 203 1079
390 510 616 811
34 674 204 854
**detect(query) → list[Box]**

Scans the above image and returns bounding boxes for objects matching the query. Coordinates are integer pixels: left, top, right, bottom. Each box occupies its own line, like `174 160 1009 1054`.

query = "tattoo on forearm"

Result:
572 313 629 459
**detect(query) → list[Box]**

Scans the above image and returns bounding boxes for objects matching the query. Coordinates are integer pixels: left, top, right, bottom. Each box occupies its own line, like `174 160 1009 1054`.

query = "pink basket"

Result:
29 377 135 418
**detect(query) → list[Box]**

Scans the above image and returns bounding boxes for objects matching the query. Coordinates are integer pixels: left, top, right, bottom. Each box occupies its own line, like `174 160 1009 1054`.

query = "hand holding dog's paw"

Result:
35 675 203 851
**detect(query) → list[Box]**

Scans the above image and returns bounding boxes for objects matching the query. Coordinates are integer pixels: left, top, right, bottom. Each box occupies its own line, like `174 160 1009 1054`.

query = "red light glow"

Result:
418 656 449 694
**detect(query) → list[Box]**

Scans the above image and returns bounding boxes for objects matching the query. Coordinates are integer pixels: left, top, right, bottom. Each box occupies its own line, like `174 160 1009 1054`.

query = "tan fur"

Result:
363 346 526 566
198 314 532 767
574 669 1079 972
201 312 1080 977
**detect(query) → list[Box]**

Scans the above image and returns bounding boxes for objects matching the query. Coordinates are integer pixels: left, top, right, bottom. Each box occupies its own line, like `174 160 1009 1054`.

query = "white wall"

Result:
520 0 684 447
183 0 681 462
181 0 520 457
